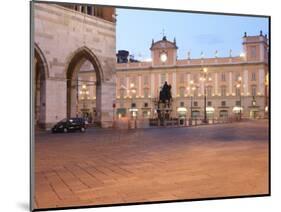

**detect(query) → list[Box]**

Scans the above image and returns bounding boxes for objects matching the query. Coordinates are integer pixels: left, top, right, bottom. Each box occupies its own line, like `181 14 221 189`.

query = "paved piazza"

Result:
34 120 269 209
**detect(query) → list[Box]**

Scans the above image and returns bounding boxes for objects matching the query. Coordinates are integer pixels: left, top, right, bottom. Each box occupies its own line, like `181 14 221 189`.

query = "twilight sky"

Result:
116 8 269 61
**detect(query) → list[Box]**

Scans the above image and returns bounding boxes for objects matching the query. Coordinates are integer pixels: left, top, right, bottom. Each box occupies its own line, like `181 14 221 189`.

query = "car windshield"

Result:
59 118 67 123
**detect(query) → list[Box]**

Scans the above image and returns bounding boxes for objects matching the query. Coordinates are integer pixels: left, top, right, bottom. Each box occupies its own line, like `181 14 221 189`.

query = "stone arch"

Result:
34 43 48 128
34 43 49 79
65 46 104 82
65 46 104 122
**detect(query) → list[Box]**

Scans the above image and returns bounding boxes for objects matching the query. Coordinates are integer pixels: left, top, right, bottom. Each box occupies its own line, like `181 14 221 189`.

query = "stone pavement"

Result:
34 120 269 209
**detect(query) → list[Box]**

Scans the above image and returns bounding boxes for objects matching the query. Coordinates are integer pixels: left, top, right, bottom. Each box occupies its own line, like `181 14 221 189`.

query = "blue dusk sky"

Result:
116 8 269 60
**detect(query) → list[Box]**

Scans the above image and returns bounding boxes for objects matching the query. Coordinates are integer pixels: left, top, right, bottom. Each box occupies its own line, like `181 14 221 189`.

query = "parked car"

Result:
51 118 86 133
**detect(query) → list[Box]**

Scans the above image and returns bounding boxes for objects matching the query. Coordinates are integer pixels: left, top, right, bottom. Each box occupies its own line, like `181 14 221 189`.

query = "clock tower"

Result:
150 36 178 67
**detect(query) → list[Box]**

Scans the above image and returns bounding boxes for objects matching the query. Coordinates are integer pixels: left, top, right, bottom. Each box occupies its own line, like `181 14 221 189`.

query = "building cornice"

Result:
116 61 268 72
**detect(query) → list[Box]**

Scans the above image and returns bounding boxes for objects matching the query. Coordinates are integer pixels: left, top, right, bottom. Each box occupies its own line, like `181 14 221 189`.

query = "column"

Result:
229 72 233 94
259 43 265 61
243 69 248 95
172 72 176 97
138 75 141 96
150 73 154 97
214 73 218 95
126 76 129 96
259 69 265 95
200 80 204 95
98 81 116 128
45 78 67 129
90 76 94 98
187 73 191 95
154 73 158 97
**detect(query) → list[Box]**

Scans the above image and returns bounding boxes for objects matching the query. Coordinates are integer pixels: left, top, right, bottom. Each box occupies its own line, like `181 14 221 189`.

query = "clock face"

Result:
160 53 167 62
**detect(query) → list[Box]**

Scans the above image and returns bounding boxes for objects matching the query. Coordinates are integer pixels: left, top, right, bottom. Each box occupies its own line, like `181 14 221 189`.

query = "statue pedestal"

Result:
156 102 173 126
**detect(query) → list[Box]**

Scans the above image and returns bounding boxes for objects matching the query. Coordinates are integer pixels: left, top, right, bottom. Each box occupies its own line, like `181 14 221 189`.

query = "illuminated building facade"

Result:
78 32 268 122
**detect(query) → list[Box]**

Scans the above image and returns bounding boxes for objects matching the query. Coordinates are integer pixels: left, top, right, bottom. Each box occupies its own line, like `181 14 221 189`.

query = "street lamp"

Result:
200 67 208 124
265 73 269 118
236 76 242 120
187 80 194 117
189 80 195 120
129 83 137 119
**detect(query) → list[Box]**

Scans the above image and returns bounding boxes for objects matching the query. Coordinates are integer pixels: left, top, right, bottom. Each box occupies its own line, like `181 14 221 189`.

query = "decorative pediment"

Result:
150 37 178 50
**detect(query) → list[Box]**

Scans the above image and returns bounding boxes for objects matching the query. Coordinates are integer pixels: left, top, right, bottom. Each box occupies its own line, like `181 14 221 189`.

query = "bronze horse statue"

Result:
156 81 173 123
159 81 172 107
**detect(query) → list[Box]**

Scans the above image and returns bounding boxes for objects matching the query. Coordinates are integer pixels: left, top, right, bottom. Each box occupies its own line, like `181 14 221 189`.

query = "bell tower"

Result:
242 31 268 63
150 36 178 67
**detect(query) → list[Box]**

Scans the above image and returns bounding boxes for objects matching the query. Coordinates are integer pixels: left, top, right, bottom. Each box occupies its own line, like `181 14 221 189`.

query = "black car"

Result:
51 118 86 133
